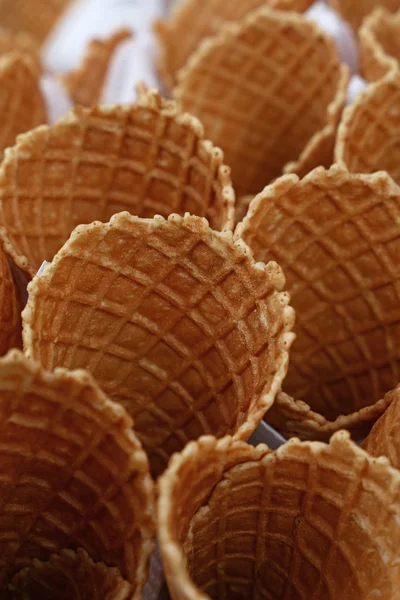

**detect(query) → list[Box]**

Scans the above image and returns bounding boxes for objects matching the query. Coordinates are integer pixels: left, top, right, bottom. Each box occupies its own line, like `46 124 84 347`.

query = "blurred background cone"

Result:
0 0 73 45
360 8 400 82
0 88 234 277
236 165 400 440
0 239 21 355
362 385 400 468
22 212 295 476
158 431 400 600
335 70 400 186
0 350 155 596
174 7 349 197
330 0 400 31
0 30 41 73
154 0 314 91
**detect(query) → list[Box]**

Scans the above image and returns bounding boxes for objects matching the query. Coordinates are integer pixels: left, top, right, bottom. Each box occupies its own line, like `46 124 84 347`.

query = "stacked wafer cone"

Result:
0 350 155 597
236 165 400 440
0 88 234 277
158 432 400 600
175 7 349 197
22 212 295 476
362 385 400 468
360 8 400 82
0 0 72 44
154 0 314 91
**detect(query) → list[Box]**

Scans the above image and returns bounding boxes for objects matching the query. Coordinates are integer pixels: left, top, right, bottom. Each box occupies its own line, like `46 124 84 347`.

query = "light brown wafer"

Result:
360 8 400 82
62 29 132 107
0 239 21 355
22 212 295 476
175 7 349 197
154 0 314 91
0 0 72 44
0 89 234 277
0 349 155 596
158 432 400 600
0 30 41 73
362 385 400 468
236 165 400 440
331 0 400 31
335 70 400 185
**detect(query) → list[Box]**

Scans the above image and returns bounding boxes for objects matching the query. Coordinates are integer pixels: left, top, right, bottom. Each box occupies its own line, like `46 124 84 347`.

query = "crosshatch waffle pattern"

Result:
158 433 400 600
360 8 400 82
335 71 400 186
362 385 400 468
0 350 155 596
331 0 400 30
154 0 314 91
236 166 400 437
0 241 21 355
0 89 234 277
9 548 132 599
175 7 348 197
0 53 46 161
0 0 71 43
22 213 295 476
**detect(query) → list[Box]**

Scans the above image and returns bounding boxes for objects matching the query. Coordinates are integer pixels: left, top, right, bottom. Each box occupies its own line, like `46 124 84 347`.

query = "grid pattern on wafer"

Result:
0 90 234 276
159 434 400 600
23 213 294 476
331 0 400 30
0 244 21 355
0 0 71 43
363 386 400 468
0 351 154 591
237 166 400 422
335 72 400 185
175 8 346 197
360 8 400 82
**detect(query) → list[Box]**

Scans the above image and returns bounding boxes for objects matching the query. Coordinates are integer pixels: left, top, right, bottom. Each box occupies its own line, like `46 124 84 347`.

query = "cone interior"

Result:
237 166 400 423
0 90 234 276
0 350 155 594
159 433 400 600
362 385 400 468
22 212 295 476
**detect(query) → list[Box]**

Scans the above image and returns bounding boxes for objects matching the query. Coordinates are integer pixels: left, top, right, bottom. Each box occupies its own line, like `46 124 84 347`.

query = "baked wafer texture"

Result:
0 0 72 44
175 7 349 197
0 53 46 161
158 432 400 600
234 195 253 226
331 0 400 31
236 165 400 439
0 350 155 596
0 30 41 74
362 385 400 468
154 0 314 92
22 212 295 476
61 29 132 108
360 8 400 82
8 548 132 600
335 71 400 186
0 240 21 355
0 89 234 277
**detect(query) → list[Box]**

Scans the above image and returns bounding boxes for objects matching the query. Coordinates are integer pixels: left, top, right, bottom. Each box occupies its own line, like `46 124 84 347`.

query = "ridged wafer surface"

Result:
0 241 21 355
0 0 72 44
175 7 348 197
0 89 234 276
23 212 295 476
236 165 400 438
9 548 131 600
158 432 400 600
331 0 400 31
360 8 400 82
155 0 314 91
336 71 400 186
363 385 400 468
0 350 155 595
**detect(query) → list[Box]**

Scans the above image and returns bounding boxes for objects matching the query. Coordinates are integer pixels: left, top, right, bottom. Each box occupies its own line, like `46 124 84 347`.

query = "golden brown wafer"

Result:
331 0 400 31
0 0 72 44
0 239 21 355
360 8 400 82
0 30 41 73
362 385 400 468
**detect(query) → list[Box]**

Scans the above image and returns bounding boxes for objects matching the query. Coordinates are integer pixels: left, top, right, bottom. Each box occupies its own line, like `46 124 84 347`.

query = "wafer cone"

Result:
330 0 400 31
0 30 41 74
154 0 314 92
61 29 132 108
0 53 46 161
0 0 72 44
175 7 349 198
0 238 22 354
360 8 400 82
335 70 400 186
362 385 400 468
158 431 400 600
0 349 155 596
22 212 295 476
235 195 253 226
236 165 400 440
0 89 234 277
8 549 132 600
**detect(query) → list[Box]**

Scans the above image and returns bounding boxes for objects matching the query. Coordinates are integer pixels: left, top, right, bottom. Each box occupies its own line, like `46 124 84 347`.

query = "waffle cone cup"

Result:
0 30 41 74
0 0 72 44
174 7 349 197
335 70 400 186
61 29 132 107
236 165 400 440
362 385 400 468
0 88 234 277
22 212 295 476
0 349 155 596
154 0 314 92
330 0 400 31
360 8 400 83
158 431 400 600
